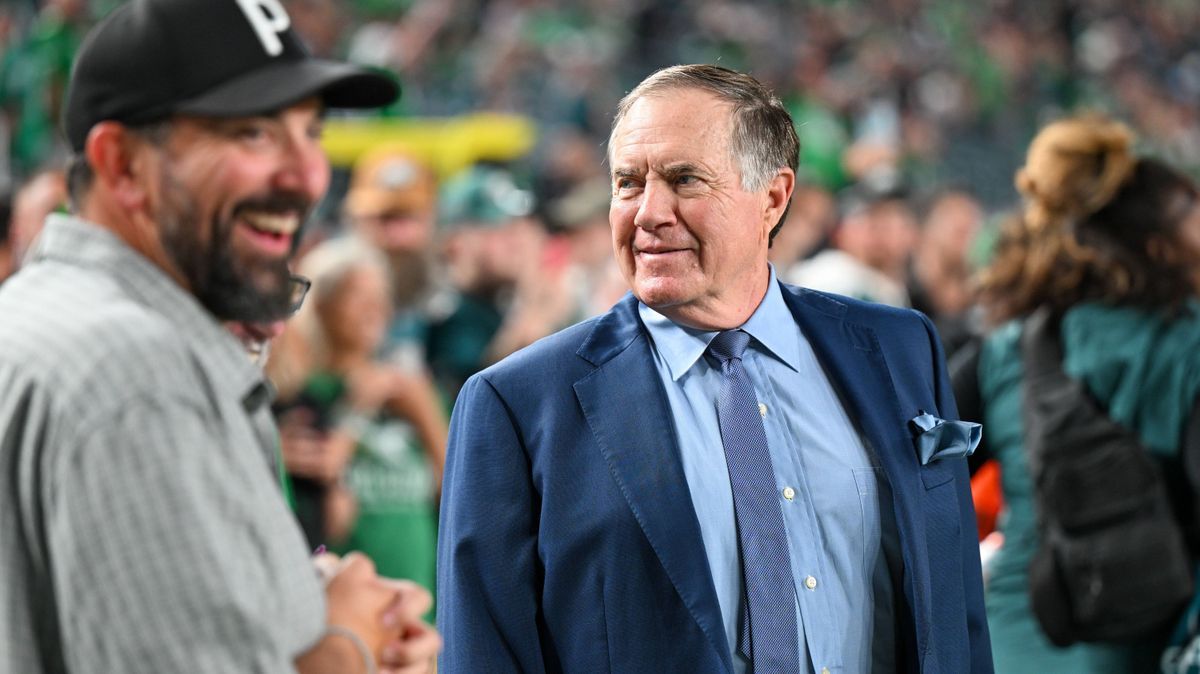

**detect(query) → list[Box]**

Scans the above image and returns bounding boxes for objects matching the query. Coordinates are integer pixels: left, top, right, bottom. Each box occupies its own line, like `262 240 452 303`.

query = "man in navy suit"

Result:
437 64 991 673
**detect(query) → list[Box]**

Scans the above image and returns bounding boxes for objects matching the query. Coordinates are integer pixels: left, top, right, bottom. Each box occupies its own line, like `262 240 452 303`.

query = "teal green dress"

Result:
979 302 1200 673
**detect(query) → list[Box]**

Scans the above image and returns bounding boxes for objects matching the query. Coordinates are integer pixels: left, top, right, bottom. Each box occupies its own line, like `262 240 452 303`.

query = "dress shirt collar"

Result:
638 265 802 381
30 213 269 405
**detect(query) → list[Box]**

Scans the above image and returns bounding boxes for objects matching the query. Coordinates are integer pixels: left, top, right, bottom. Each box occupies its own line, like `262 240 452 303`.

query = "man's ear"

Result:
83 122 157 213
763 167 796 233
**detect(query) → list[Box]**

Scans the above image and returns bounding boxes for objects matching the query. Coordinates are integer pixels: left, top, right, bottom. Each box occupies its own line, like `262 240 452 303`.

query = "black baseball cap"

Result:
63 0 400 152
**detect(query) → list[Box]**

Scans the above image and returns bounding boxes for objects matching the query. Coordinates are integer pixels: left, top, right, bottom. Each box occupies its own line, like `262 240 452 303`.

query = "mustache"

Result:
232 192 313 219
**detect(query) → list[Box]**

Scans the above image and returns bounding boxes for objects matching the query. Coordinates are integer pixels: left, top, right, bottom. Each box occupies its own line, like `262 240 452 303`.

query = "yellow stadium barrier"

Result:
321 112 538 178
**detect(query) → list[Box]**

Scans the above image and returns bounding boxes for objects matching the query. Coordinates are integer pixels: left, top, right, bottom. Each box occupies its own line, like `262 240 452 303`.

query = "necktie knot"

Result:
708 329 751 365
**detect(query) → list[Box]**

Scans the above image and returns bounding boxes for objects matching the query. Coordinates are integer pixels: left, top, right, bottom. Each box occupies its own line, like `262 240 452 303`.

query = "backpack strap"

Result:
1185 395 1200 500
1178 395 1200 554
1020 305 1194 645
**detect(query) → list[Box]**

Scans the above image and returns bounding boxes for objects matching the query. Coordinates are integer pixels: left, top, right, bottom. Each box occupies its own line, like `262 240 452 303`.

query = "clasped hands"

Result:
299 552 441 674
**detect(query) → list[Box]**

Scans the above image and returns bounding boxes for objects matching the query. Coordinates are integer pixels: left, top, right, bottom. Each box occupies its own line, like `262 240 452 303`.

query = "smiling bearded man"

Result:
0 1 444 673
151 117 312 323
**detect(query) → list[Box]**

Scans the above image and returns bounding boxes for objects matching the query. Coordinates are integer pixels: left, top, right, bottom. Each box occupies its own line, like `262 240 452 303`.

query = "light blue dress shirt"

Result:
639 268 902 674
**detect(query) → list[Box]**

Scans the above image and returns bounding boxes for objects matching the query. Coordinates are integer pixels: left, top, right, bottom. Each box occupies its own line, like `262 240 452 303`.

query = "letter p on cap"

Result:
235 0 291 57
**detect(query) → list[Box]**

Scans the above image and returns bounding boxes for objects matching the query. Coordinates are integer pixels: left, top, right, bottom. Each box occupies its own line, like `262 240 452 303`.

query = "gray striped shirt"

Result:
0 214 325 673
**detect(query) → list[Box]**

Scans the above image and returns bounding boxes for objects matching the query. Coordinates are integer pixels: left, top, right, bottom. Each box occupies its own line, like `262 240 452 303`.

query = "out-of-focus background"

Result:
5 1 1200 202
3 0 1199 629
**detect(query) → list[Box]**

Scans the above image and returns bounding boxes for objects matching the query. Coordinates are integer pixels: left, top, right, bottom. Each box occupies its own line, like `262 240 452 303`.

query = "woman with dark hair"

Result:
973 114 1200 672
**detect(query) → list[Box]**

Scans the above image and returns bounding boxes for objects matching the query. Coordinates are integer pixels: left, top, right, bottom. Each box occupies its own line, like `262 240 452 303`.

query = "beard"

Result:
157 165 305 323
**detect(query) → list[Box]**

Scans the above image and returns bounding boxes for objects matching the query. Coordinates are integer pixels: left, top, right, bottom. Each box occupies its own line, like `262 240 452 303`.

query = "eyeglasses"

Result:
288 274 312 316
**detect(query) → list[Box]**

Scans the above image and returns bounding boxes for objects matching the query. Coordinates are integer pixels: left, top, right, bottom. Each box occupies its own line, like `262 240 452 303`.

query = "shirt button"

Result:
821 668 831 674
758 402 768 417
782 486 796 501
805 575 818 590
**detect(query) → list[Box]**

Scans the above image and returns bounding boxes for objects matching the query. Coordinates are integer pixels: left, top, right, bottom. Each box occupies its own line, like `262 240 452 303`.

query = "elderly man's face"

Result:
609 89 778 329
147 98 329 322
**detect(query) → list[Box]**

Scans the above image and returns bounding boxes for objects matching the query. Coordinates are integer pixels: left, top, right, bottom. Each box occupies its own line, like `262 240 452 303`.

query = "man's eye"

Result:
676 174 698 186
616 178 637 190
234 123 270 141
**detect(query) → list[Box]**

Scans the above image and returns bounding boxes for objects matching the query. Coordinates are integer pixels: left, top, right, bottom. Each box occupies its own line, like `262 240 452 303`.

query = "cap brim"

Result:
174 58 399 117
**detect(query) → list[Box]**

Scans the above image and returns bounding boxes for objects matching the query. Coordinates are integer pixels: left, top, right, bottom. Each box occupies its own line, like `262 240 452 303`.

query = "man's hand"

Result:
298 553 402 673
301 554 441 674
379 580 441 674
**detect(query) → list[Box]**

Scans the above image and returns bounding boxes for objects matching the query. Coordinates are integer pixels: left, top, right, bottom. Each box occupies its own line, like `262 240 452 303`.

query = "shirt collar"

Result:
31 214 268 403
638 265 802 381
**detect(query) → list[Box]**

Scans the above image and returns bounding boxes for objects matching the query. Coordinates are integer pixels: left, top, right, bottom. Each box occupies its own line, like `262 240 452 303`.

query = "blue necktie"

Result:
708 329 800 674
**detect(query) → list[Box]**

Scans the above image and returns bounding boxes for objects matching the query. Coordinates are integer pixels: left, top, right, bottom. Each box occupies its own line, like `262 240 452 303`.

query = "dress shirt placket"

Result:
747 349 841 674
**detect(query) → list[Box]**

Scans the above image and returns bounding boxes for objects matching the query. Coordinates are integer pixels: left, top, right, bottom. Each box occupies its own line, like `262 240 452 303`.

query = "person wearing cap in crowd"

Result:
544 175 629 319
343 144 450 371
426 163 573 401
0 1 439 672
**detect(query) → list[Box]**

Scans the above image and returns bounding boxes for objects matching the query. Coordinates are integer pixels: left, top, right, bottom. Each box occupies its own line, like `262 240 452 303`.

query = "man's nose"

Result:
275 133 330 205
633 179 677 230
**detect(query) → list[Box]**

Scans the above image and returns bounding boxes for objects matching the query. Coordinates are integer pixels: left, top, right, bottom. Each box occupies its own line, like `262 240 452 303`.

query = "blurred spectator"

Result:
8 167 65 271
270 236 447 613
7 1 1200 203
908 187 985 357
769 182 837 272
545 176 623 318
968 115 1200 672
283 0 348 59
0 0 89 177
787 186 917 307
427 164 572 399
344 145 454 373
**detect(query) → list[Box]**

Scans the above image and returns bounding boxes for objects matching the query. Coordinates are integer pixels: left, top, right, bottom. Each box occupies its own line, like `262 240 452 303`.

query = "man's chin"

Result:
200 278 292 323
204 257 295 320
633 278 695 310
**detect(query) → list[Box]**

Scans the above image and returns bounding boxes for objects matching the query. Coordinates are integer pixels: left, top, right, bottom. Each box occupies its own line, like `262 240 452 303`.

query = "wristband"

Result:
326 624 377 674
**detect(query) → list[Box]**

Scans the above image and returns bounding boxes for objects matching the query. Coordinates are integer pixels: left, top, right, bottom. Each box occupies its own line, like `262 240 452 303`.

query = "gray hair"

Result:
609 64 799 191
607 64 800 240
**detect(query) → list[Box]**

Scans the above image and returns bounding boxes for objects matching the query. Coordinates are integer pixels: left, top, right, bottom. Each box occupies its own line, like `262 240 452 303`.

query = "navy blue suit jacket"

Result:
437 284 993 673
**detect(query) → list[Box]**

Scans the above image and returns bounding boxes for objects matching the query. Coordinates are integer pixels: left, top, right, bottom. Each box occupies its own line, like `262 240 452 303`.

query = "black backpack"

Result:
1021 306 1195 647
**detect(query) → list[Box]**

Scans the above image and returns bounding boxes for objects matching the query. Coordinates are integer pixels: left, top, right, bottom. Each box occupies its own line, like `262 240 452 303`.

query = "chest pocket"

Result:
853 467 885 569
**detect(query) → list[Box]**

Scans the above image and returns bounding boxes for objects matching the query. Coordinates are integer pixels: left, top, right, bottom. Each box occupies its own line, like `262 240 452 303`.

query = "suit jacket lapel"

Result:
781 285 933 667
573 295 733 673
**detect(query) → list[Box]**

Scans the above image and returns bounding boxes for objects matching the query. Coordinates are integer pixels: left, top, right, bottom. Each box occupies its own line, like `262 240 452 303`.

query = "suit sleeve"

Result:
920 313 994 672
437 374 546 674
